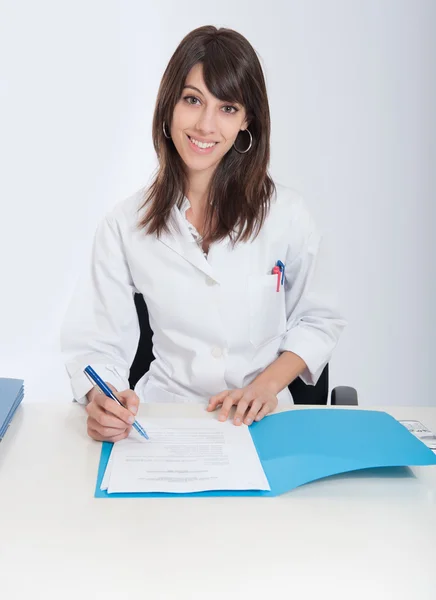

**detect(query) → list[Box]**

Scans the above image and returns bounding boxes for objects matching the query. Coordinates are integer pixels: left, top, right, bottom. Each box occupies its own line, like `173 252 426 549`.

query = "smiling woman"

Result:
142 26 274 247
60 25 346 443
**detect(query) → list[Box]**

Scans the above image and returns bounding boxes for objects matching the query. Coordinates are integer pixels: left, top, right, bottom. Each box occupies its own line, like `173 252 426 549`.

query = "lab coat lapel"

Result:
158 206 218 282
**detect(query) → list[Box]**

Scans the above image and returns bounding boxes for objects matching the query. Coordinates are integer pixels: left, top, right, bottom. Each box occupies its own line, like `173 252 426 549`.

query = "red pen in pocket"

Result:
272 266 281 292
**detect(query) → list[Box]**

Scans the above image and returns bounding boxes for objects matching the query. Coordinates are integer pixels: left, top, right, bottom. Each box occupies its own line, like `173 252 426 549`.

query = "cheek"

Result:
220 120 243 144
172 104 192 130
170 112 181 132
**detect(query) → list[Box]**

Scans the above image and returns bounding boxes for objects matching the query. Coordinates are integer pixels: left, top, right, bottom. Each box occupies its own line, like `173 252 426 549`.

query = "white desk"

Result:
0 403 435 600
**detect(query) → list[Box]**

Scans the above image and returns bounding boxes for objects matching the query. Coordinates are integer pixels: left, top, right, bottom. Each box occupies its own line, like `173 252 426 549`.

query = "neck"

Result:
185 166 215 213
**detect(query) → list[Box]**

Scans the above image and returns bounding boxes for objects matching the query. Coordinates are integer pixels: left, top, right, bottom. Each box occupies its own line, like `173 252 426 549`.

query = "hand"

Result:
207 383 278 426
86 384 140 442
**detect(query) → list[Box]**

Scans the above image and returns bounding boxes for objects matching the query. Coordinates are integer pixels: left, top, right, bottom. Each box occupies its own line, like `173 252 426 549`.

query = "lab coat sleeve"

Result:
60 213 140 404
278 208 347 385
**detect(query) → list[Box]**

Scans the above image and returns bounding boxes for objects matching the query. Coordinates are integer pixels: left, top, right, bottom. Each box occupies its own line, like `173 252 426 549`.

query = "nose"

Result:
194 106 218 136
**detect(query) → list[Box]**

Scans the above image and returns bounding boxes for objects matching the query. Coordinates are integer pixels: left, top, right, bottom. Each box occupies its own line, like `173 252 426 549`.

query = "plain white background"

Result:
1 0 435 406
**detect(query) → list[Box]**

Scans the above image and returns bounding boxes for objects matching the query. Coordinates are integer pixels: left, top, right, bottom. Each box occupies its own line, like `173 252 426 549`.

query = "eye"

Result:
221 105 238 114
184 95 201 106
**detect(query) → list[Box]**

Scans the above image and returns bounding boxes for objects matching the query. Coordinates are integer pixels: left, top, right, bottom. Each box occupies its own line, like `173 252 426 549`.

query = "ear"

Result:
241 116 249 131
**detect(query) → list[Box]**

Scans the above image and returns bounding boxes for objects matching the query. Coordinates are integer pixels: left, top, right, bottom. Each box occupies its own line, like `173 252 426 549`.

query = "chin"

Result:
182 155 220 173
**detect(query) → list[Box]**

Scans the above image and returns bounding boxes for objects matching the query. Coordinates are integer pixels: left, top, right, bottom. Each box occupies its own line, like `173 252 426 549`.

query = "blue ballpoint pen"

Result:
84 365 149 440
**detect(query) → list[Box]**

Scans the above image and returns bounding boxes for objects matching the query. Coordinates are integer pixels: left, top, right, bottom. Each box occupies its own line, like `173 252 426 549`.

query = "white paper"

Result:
102 418 271 494
100 451 113 491
100 427 144 491
399 420 436 453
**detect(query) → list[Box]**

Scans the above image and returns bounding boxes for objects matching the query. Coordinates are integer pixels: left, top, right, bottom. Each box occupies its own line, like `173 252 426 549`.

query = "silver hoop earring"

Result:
163 121 171 139
233 128 253 154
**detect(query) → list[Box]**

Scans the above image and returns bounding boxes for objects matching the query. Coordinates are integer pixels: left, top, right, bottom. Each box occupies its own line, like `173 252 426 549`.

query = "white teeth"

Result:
189 136 216 149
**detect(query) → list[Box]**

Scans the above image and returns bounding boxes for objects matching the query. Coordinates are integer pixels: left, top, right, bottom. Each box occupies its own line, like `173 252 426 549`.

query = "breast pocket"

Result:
248 274 287 348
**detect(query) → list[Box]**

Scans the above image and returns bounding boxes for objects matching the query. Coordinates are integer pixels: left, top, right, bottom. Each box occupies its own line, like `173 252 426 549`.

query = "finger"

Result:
208 390 230 412
86 399 132 430
227 388 244 403
218 391 242 422
93 392 135 426
233 398 250 426
90 407 131 429
87 416 127 435
255 401 275 422
89 423 127 439
118 389 140 415
88 423 131 443
244 399 263 425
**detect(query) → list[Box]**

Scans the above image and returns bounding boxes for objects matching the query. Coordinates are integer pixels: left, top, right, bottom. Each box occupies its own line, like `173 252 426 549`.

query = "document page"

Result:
399 420 436 453
102 418 271 494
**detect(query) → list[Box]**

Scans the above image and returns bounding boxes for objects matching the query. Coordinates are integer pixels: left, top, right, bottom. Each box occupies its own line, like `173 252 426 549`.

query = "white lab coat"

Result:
60 183 346 405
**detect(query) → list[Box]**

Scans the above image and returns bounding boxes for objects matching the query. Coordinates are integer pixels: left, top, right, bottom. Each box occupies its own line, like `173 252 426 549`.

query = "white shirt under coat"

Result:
60 183 346 405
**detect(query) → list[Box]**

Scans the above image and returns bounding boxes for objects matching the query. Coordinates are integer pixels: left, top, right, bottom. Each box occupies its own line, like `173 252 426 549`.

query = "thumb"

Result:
118 389 140 415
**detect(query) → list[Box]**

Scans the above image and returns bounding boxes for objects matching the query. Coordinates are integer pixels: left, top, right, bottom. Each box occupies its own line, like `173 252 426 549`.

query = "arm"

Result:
60 212 140 404
209 199 346 423
275 217 347 387
251 350 307 395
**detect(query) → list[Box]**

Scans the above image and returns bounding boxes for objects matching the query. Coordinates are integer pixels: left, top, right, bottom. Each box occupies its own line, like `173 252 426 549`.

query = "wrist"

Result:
86 386 99 403
251 375 281 396
86 384 109 403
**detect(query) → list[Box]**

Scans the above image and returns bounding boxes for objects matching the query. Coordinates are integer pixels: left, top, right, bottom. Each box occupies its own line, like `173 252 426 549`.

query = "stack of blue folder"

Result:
0 378 24 440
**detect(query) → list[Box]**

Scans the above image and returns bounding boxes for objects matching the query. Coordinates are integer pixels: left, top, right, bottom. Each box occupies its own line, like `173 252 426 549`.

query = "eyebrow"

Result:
183 85 205 96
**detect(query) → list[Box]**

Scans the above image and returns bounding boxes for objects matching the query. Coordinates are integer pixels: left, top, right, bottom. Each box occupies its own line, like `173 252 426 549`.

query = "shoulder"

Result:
264 182 320 249
107 186 147 224
269 182 313 226
102 187 147 234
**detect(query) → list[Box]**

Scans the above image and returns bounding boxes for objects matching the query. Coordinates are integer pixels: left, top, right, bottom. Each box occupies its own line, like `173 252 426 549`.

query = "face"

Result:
170 63 248 176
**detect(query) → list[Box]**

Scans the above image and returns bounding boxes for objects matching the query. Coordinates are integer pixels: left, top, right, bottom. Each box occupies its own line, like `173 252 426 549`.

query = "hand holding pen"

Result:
84 365 149 442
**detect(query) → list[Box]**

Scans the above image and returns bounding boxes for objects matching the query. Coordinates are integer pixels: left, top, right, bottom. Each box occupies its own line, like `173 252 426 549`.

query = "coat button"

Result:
206 276 216 286
211 346 223 358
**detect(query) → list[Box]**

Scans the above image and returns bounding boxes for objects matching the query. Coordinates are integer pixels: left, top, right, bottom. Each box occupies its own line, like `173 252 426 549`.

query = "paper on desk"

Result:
103 418 271 494
100 450 113 490
100 427 145 490
399 420 436 453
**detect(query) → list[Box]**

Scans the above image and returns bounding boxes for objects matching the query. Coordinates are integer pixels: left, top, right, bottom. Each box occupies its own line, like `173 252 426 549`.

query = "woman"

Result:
61 25 346 442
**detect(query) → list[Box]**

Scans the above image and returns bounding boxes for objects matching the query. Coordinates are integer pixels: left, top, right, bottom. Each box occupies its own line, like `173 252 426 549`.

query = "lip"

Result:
186 134 219 155
187 133 219 144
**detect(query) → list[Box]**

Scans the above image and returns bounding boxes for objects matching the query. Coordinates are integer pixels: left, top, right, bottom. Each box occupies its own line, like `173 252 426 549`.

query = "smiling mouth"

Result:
187 134 219 150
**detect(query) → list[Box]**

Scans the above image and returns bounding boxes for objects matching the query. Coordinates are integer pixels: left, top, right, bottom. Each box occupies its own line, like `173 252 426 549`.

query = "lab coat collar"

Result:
158 204 220 283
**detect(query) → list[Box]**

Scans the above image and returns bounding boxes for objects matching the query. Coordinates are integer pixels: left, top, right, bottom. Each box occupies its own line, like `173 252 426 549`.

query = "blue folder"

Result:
0 378 24 441
95 409 436 498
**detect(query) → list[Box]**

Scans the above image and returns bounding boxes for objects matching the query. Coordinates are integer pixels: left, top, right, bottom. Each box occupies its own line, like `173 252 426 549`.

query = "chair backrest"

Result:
129 294 329 405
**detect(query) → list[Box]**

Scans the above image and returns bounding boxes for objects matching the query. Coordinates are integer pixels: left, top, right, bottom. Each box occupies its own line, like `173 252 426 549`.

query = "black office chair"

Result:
129 294 358 406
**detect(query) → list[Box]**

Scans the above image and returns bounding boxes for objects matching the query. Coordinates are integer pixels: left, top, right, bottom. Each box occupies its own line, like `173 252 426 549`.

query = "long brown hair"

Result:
139 25 276 245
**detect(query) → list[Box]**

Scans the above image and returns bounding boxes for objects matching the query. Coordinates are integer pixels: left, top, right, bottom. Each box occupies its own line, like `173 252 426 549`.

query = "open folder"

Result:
95 409 436 498
0 378 24 441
